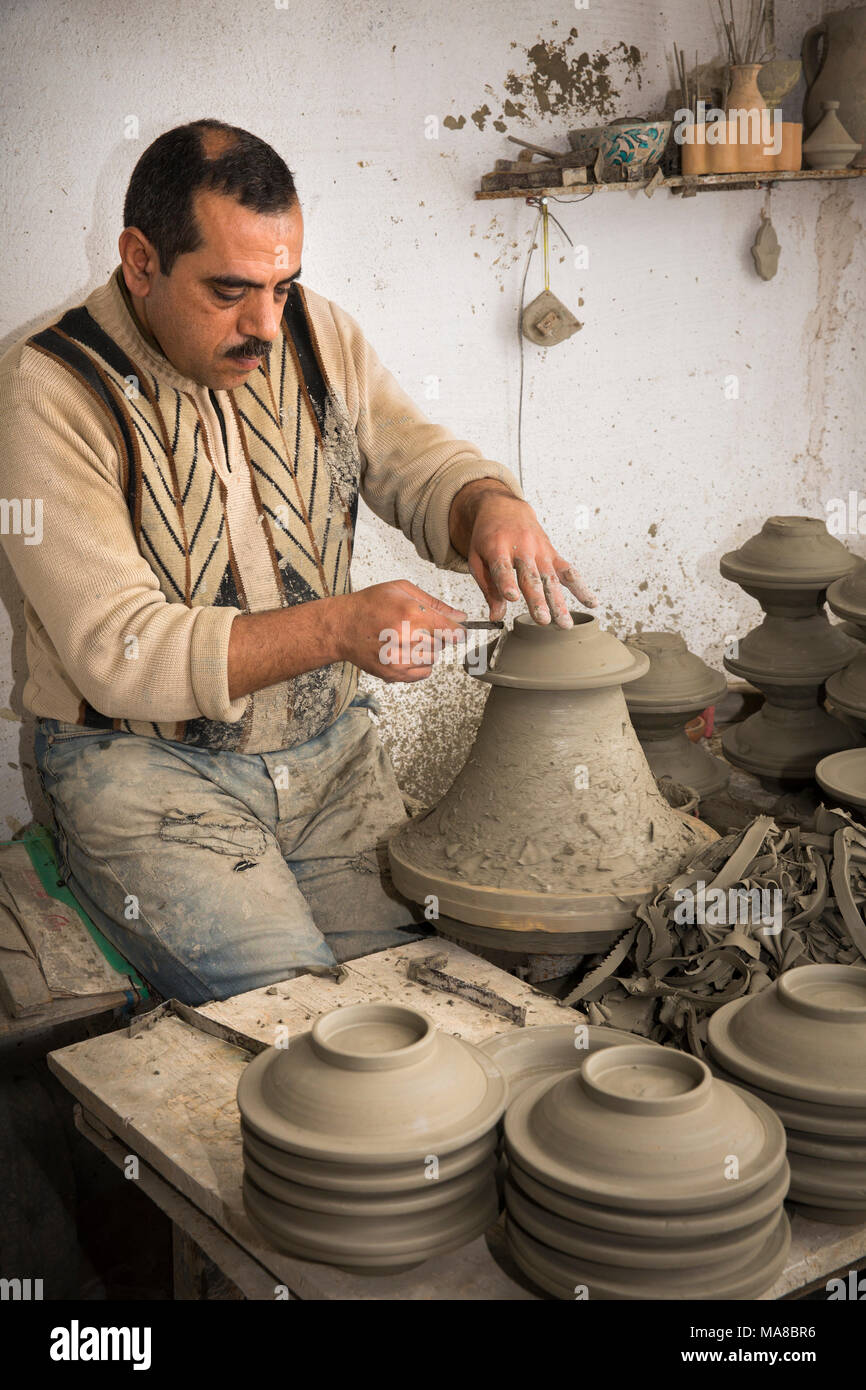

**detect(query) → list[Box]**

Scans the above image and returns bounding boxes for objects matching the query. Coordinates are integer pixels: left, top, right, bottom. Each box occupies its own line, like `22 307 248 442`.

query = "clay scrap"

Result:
562 806 866 1055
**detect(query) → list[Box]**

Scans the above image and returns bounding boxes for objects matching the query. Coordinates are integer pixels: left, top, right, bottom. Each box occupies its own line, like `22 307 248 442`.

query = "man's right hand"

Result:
332 580 467 683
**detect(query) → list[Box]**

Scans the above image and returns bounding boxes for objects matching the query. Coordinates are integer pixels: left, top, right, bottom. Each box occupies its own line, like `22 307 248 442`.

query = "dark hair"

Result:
123 119 298 275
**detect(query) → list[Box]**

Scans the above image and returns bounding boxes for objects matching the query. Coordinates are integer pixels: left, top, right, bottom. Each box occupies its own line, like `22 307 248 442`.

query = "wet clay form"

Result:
480 1024 659 1104
236 1003 505 1270
389 614 717 955
503 1044 790 1299
816 749 866 812
720 517 861 782
827 557 866 643
624 632 729 798
708 965 866 1224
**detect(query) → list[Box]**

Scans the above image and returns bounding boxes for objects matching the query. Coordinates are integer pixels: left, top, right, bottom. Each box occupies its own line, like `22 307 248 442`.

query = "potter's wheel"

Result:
391 810 717 955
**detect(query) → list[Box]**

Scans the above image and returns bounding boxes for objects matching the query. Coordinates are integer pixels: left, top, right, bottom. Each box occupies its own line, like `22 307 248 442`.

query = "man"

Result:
0 120 594 1004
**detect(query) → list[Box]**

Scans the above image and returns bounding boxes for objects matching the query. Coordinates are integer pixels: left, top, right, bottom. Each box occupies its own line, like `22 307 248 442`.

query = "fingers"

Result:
468 553 507 623
539 568 574 629
557 561 597 608
396 581 467 630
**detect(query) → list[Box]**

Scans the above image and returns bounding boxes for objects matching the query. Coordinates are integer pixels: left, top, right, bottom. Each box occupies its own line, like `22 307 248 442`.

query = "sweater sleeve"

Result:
0 354 247 725
325 298 524 571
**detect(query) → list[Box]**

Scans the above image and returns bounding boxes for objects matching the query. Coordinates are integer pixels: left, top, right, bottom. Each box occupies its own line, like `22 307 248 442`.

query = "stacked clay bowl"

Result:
236 1003 506 1272
708 965 866 1225
503 1044 790 1299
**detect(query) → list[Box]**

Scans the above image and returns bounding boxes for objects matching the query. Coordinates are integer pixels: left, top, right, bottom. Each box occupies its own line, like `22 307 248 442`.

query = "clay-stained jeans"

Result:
34 697 427 1004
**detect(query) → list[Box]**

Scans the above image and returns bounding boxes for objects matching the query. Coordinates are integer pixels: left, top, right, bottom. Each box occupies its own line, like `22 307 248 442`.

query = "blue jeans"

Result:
34 698 426 1004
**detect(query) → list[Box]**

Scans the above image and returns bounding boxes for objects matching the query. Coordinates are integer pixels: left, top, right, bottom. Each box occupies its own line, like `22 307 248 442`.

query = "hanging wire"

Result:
516 193 592 490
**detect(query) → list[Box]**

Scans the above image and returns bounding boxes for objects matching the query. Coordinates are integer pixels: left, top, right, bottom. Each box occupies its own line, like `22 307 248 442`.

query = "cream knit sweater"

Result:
0 271 520 748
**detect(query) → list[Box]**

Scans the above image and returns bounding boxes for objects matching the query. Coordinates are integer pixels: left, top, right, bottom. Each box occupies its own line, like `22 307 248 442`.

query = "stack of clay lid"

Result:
708 964 866 1225
503 1043 790 1299
236 1002 506 1272
623 632 729 797
827 558 866 642
720 516 860 780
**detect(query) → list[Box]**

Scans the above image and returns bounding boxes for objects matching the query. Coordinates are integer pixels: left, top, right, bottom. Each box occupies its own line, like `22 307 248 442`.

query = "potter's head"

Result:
118 120 303 390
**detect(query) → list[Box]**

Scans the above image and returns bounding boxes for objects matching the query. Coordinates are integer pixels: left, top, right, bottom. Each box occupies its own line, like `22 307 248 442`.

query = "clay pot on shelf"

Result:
720 516 861 783
388 614 717 958
803 6 866 167
774 122 803 172
236 1002 506 1270
502 1043 790 1299
624 632 729 798
707 964 866 1225
803 101 862 169
680 124 711 176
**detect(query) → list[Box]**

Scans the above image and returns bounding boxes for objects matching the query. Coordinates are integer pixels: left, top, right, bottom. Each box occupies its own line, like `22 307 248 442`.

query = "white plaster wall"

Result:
0 0 863 824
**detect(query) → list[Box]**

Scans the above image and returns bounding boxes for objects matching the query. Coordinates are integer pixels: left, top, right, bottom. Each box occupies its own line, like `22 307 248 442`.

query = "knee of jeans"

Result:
159 808 270 867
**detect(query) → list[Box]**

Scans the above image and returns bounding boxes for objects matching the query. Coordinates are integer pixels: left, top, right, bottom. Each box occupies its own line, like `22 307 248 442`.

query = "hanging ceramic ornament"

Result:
522 200 582 346
752 210 781 280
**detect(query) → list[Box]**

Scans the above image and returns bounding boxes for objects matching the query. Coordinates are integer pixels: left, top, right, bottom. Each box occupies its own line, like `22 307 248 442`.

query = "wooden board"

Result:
474 166 866 199
47 938 866 1299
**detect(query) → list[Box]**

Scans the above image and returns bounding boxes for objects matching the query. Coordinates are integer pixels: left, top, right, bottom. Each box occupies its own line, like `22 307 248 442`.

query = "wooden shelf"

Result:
475 166 866 199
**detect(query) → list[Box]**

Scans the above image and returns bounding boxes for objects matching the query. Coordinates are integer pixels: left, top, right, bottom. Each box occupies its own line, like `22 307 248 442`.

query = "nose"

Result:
236 293 281 344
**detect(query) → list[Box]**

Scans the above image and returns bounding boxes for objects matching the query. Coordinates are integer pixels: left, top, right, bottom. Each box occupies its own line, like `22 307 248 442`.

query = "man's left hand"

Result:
450 479 597 629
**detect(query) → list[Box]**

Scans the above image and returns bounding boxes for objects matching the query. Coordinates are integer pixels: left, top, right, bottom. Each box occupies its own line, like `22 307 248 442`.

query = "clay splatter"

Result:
443 27 644 131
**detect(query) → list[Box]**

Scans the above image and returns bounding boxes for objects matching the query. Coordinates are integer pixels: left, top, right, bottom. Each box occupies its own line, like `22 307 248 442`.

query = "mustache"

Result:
225 337 275 360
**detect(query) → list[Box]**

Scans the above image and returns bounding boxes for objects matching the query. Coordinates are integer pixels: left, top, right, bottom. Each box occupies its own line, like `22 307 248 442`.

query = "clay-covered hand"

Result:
333 580 466 682
453 482 597 629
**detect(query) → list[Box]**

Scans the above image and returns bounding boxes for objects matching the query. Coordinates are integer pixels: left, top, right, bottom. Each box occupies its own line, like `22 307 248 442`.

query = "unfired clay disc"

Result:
243 1173 497 1268
479 1024 658 1102
706 1054 866 1137
504 1177 781 1270
242 1148 497 1217
506 1154 790 1240
707 965 866 1107
241 1122 497 1193
505 1210 791 1301
504 1049 787 1213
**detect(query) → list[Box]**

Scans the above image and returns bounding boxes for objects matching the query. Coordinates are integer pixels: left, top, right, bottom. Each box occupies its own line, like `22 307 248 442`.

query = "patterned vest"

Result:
28 284 360 751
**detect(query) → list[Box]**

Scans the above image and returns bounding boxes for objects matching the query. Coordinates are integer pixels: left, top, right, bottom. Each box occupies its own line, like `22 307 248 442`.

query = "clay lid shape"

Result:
707 965 866 1107
503 1044 786 1211
479 1024 661 1102
824 656 866 726
623 632 727 713
815 749 866 810
827 560 866 624
473 612 648 690
507 1151 791 1240
506 1210 791 1301
720 516 856 589
236 1003 507 1164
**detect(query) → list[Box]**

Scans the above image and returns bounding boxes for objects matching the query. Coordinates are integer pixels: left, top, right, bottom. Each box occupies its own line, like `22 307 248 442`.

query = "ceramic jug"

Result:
803 5 866 165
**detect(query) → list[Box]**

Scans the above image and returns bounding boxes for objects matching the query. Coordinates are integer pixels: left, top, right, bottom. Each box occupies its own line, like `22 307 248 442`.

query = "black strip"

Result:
282 283 328 433
29 325 136 491
208 390 231 473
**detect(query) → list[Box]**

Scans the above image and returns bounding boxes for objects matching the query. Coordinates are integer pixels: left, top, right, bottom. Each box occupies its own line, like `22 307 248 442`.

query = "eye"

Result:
213 288 243 303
